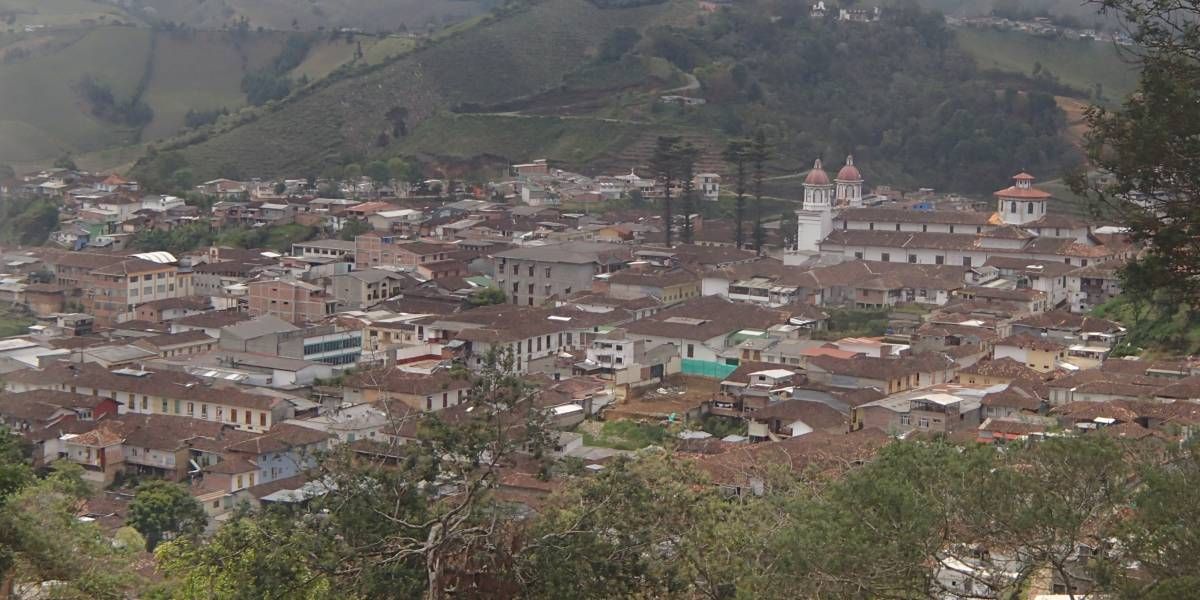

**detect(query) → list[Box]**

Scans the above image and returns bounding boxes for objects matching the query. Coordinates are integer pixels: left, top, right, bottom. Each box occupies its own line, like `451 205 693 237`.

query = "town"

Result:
0 144 1192 597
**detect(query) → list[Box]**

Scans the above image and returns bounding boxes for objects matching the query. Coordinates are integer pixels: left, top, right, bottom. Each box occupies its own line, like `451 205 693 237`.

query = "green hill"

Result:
134 0 696 182
123 0 494 33
0 26 152 164
956 28 1140 101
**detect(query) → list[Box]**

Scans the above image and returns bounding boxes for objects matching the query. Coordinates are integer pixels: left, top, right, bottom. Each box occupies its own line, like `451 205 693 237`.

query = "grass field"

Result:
141 31 284 140
130 0 491 33
0 26 151 164
0 0 138 29
956 28 1140 101
156 0 699 180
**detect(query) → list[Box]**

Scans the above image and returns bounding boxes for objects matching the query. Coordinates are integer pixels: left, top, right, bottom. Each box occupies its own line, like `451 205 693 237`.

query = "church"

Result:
790 158 1131 269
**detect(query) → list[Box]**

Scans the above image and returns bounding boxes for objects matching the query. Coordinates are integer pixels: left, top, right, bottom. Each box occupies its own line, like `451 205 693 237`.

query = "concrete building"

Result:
247 278 335 323
492 242 632 306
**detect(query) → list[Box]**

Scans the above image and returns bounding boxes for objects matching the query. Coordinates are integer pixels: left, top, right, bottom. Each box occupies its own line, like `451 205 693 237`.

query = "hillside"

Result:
133 0 698 182
121 0 495 33
956 28 1140 101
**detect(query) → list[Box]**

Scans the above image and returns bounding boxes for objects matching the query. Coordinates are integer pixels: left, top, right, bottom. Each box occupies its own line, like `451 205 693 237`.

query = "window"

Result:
918 417 930 428
922 224 927 232
231 409 237 423
426 396 433 410
868 222 875 230
895 223 901 231
527 266 534 276
935 255 944 265
245 411 251 425
141 396 148 410
908 254 917 264
1010 201 1017 212
442 393 448 408
259 413 266 427
186 402 194 416
899 414 911 426
686 344 695 358
962 257 972 267
881 253 890 262
161 399 168 413
544 267 551 277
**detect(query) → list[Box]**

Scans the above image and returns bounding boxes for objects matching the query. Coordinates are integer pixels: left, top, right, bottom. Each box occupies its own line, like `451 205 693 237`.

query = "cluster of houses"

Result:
0 156 1186 598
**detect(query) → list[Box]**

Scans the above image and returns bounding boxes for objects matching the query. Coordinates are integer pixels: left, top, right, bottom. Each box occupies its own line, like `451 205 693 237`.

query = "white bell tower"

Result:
795 159 834 254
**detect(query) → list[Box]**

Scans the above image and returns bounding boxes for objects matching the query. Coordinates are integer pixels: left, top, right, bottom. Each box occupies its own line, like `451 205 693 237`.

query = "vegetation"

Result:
1092 296 1200 357
127 480 207 551
0 196 59 246
0 308 36 338
130 222 215 254
215 223 318 252
145 429 1200 598
1070 0 1200 308
1 431 141 597
338 219 372 241
581 419 670 450
814 307 892 339
467 287 508 307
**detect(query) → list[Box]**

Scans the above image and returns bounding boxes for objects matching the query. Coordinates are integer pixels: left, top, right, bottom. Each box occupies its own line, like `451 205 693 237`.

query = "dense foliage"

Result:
0 196 59 246
148 430 1200 599
1071 0 1200 303
77 74 154 127
242 33 314 106
647 0 1075 193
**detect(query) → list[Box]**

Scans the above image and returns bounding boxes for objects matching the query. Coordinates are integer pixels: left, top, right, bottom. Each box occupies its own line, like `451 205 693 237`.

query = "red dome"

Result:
836 155 862 182
804 159 830 186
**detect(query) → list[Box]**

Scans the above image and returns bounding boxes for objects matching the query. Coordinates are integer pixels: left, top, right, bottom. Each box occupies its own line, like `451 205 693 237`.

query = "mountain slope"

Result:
136 0 696 180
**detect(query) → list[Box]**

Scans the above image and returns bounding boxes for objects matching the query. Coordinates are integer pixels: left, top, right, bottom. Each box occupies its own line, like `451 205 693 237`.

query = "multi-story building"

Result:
85 258 190 326
4 362 293 433
354 234 453 269
246 277 335 322
330 269 415 309
492 241 632 306
219 315 364 367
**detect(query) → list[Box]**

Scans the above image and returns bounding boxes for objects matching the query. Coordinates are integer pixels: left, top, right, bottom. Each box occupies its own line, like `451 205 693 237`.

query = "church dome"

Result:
804 159 830 186
836 155 862 182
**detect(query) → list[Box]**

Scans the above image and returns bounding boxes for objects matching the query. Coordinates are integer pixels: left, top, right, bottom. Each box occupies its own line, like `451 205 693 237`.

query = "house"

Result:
354 235 454 270
1067 260 1124 313
695 429 889 496
132 330 218 358
805 352 957 394
197 178 249 198
246 278 335 323
747 399 850 439
291 239 357 260
575 328 680 390
133 296 211 322
492 241 633 306
342 369 473 411
331 269 416 309
1008 310 1125 348
84 258 191 326
422 304 632 374
623 295 792 364
601 266 701 305
711 362 802 415
851 383 995 436
993 334 1068 373
3 361 294 433
0 389 117 435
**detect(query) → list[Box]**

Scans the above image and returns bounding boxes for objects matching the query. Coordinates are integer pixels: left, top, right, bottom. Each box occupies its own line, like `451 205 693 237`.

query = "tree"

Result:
468 287 507 307
386 105 410 138
650 136 682 248
1070 0 1200 302
780 209 798 251
364 160 391 188
343 163 363 183
723 139 752 249
157 350 553 600
127 480 207 550
2 450 138 598
53 154 78 171
598 27 641 63
748 130 772 255
676 142 700 244
274 181 287 195
338 218 372 240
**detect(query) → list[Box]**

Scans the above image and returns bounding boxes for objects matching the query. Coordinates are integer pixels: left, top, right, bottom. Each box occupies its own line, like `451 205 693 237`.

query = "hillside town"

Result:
0 151 1194 598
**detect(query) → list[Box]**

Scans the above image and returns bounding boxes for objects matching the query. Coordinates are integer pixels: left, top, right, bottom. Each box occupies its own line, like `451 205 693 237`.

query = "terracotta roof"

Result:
1050 401 1139 423
173 310 253 329
226 423 331 456
839 207 994 226
92 258 170 276
1011 310 1123 334
959 357 1046 381
134 330 215 349
804 159 831 186
696 429 889 486
995 333 1066 352
980 385 1043 412
753 400 849 431
624 295 789 341
344 369 471 397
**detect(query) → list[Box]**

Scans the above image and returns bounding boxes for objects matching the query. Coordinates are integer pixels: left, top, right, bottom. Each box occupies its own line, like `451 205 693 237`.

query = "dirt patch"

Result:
1056 95 1091 150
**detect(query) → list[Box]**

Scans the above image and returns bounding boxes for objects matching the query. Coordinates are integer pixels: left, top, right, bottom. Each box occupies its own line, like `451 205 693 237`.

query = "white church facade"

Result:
789 161 1130 269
